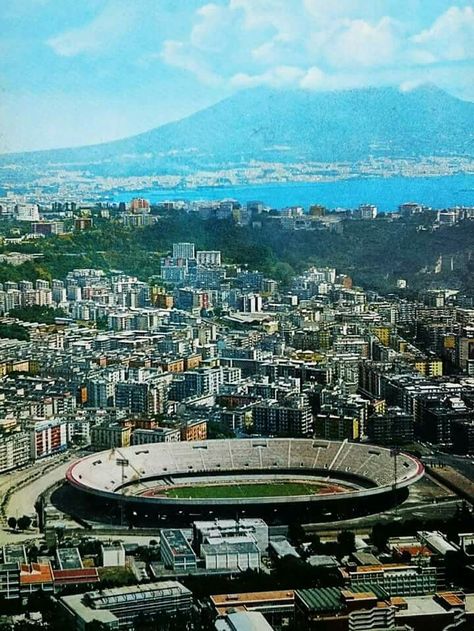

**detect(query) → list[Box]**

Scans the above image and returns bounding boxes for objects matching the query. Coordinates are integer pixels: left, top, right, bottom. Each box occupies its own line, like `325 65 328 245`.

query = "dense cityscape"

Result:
0 194 472 630
3 155 473 201
2 1 474 629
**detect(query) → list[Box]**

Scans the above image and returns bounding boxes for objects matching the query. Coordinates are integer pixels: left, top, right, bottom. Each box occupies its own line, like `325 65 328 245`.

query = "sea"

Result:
111 174 474 211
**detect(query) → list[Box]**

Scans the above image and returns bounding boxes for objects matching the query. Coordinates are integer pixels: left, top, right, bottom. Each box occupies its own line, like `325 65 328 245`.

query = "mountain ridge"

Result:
2 85 473 176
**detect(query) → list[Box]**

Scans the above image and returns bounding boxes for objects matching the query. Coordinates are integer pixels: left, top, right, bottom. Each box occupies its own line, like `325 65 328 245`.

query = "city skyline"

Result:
1 0 474 153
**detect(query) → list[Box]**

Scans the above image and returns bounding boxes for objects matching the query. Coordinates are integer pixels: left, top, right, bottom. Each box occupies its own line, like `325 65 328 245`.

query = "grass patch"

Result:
98 565 135 586
163 481 330 499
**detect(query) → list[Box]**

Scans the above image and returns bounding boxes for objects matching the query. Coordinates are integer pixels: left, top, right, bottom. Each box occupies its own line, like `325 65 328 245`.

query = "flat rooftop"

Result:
3 545 27 564
81 581 191 610
202 541 259 555
213 589 295 614
57 547 83 570
161 529 195 556
396 595 451 617
211 590 295 607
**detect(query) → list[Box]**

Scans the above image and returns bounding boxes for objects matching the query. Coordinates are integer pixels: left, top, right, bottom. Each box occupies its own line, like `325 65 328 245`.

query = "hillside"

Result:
2 85 473 176
1 212 474 296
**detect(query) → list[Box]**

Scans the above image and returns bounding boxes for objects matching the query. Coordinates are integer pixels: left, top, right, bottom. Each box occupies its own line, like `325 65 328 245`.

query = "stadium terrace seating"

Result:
67 438 422 502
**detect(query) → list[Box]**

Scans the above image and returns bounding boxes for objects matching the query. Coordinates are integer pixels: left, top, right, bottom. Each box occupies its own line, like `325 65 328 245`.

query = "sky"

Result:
0 0 473 153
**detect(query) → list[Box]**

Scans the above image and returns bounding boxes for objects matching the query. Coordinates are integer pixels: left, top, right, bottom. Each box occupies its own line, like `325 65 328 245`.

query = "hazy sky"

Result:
1 0 473 153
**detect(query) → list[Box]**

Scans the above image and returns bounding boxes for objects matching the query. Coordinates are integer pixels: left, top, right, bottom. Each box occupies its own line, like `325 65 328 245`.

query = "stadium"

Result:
65 439 424 525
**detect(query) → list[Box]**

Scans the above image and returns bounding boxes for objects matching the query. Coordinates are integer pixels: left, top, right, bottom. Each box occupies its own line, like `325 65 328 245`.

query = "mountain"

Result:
2 85 473 176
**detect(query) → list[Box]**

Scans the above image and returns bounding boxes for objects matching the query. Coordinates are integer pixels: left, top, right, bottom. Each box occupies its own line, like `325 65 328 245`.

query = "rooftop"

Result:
161 529 195 556
297 587 344 613
211 590 295 609
297 585 390 613
202 541 259 555
57 547 83 570
52 568 99 584
20 563 53 586
215 611 274 631
395 595 453 617
85 580 191 610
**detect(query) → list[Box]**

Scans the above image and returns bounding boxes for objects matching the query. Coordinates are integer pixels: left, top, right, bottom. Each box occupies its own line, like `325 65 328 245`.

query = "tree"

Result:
28 544 39 563
308 533 321 554
7 516 17 531
85 622 110 631
274 555 315 588
55 525 65 543
17 515 32 531
8 305 67 324
27 588 54 615
371 523 389 552
95 316 109 330
287 521 305 545
0 323 29 341
337 530 356 555
13 622 46 631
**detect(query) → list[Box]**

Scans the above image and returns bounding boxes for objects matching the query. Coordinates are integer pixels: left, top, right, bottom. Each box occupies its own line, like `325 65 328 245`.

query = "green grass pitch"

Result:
163 481 330 499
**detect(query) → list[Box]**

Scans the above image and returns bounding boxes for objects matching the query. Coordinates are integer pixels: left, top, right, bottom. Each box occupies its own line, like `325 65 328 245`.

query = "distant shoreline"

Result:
108 173 474 212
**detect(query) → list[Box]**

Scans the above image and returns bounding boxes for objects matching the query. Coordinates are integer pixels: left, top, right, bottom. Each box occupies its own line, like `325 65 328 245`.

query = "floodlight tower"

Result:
116 458 129 526
390 447 400 492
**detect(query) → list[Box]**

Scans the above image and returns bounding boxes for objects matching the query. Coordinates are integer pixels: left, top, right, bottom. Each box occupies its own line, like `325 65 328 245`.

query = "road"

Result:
432 451 474 483
0 449 83 545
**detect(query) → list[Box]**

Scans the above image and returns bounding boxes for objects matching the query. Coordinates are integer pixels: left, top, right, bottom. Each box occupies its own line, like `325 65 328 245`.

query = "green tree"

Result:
8 305 67 324
337 530 356 555
27 544 39 563
288 521 305 545
372 523 389 552
85 622 110 631
7 516 17 530
17 515 32 531
0 323 29 341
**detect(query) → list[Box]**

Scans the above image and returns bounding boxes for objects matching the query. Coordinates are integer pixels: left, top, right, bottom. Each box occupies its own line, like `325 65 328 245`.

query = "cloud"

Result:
190 3 235 51
299 66 326 89
323 17 402 69
161 40 220 86
155 0 474 98
230 65 306 88
412 6 474 63
399 79 425 93
230 0 303 40
47 1 138 57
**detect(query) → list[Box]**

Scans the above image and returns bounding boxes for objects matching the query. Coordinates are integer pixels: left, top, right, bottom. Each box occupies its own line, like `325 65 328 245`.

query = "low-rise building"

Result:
60 581 192 631
211 589 295 618
132 426 181 444
90 423 131 450
181 418 207 441
193 518 269 553
56 547 83 570
100 542 126 568
20 563 54 596
201 538 260 571
366 408 414 445
215 611 274 631
0 431 30 473
340 563 437 597
29 418 68 460
314 413 359 441
252 396 313 437
0 562 20 600
160 529 197 572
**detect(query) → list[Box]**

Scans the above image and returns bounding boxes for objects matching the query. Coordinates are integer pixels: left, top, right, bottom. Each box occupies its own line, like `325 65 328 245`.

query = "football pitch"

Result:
162 480 336 499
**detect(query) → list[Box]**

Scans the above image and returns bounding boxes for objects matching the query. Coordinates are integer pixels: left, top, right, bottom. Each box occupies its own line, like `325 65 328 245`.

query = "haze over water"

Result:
112 174 474 211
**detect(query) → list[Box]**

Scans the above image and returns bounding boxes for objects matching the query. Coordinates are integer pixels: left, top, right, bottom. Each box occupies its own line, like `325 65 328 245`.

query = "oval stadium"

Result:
65 438 424 524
